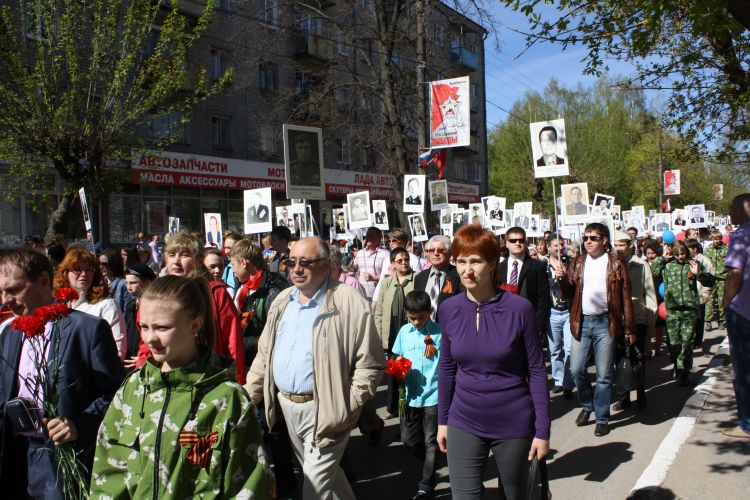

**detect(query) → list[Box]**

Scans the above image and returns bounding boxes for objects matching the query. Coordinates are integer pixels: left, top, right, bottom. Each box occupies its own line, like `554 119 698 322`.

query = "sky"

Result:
482 4 641 131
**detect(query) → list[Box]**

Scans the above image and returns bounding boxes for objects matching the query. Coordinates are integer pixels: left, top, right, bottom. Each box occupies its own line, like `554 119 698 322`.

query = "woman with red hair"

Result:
437 224 550 499
54 247 127 360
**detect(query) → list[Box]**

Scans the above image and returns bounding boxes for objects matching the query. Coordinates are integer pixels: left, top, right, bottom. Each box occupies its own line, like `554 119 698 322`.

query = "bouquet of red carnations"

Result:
385 357 412 417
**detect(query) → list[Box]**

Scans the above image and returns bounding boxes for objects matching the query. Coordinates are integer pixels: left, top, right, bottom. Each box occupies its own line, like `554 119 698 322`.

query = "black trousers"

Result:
694 304 706 347
256 404 296 494
616 323 648 401
402 405 439 493
446 425 532 500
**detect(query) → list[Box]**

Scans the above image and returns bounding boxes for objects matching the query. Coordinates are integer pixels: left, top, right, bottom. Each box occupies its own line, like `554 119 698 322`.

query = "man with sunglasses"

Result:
561 223 635 437
415 235 461 322
246 237 386 498
498 227 550 339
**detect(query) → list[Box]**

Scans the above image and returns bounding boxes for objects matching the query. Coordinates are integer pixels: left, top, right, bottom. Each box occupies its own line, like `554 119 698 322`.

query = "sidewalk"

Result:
631 336 750 499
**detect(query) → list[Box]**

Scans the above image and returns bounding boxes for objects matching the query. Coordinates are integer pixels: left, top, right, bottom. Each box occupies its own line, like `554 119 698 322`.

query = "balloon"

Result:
662 230 675 244
658 282 665 298
675 231 686 241
723 235 730 245
658 302 667 320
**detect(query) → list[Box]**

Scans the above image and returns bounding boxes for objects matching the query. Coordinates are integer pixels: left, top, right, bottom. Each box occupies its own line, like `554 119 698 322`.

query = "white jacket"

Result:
74 296 127 360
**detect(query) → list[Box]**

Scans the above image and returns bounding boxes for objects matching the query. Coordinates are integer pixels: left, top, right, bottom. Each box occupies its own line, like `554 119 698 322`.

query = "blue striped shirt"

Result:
272 282 327 395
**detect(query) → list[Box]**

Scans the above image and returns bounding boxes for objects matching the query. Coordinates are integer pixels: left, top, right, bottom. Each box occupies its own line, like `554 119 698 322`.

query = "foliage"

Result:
488 77 748 219
0 0 231 241
500 0 750 158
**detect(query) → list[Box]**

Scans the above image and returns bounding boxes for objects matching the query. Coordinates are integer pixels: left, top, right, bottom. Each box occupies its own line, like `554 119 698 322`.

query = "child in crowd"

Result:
392 290 442 500
89 275 272 498
122 263 156 369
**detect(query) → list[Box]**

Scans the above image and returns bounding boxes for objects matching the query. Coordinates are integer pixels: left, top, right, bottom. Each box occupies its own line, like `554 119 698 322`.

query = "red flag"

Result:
434 150 447 180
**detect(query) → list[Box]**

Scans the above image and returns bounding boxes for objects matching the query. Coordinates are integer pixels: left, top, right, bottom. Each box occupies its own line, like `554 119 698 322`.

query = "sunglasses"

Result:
425 248 446 254
284 257 328 269
389 238 404 243
582 236 602 242
506 238 525 244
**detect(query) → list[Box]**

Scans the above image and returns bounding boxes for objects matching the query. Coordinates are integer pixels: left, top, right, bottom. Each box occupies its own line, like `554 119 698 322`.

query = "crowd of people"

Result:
0 193 748 499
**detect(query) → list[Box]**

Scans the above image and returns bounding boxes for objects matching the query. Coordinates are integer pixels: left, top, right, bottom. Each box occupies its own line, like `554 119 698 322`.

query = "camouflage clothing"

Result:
663 260 715 370
90 351 272 499
704 243 728 322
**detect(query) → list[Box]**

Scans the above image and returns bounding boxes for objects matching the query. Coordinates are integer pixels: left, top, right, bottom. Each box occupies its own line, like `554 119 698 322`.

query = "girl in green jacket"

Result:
89 275 273 499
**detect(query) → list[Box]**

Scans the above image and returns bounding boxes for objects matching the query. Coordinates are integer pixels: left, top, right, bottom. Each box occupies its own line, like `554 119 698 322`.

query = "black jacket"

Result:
498 257 551 333
0 311 125 494
414 264 462 321
239 270 290 364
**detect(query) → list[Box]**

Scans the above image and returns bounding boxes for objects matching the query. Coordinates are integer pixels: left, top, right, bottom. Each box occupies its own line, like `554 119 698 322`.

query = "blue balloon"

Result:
659 282 665 299
662 230 675 244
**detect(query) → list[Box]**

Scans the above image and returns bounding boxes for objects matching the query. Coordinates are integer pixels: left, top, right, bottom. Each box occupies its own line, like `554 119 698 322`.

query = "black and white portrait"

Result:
409 214 428 242
283 124 325 200
403 174 425 213
333 208 347 236
483 196 506 227
469 203 485 226
672 209 687 227
276 206 292 229
347 191 371 230
528 214 541 237
686 204 707 228
452 210 469 234
244 188 272 234
372 200 389 231
513 202 533 230
611 205 621 221
168 216 180 235
591 194 614 217
654 213 671 232
428 180 449 210
79 187 92 232
561 182 589 222
530 118 569 178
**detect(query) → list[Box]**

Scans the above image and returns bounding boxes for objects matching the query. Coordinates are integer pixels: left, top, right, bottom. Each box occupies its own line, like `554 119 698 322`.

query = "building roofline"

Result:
432 1 489 35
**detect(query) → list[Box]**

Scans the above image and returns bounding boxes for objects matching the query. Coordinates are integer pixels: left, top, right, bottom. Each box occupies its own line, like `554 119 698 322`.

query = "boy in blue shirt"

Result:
392 290 442 500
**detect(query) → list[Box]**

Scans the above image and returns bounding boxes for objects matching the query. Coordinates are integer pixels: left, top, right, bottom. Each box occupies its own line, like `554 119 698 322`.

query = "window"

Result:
210 48 230 80
258 62 278 91
455 160 467 180
216 0 231 11
336 138 350 164
147 110 189 143
211 116 232 148
259 0 278 25
337 31 350 56
295 71 312 94
297 13 318 34
433 26 445 47
474 162 482 182
259 126 278 154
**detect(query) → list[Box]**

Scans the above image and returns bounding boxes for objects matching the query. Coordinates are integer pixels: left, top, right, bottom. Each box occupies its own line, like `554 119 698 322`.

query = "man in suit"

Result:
0 249 125 498
334 210 347 233
536 125 566 167
566 186 588 216
414 235 461 321
498 227 551 337
247 191 269 224
374 207 387 225
488 199 504 225
288 133 321 186
206 215 222 247
514 205 530 229
412 216 426 237
656 218 670 231
405 178 422 205
690 206 705 224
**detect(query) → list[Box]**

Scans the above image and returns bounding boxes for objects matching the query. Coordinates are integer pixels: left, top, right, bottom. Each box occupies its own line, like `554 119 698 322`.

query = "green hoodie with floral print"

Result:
89 351 273 499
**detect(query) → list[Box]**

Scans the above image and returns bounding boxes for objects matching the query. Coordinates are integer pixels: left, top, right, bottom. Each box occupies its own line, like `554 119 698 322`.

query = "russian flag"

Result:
418 149 432 167
663 198 671 212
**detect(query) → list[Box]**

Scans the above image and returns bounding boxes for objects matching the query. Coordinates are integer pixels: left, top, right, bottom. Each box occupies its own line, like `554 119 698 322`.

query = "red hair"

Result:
451 224 502 263
54 247 109 304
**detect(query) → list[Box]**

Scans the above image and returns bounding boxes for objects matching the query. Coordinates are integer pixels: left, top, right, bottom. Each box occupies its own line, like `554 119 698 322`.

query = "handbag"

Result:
614 343 645 393
526 456 550 500
5 397 40 435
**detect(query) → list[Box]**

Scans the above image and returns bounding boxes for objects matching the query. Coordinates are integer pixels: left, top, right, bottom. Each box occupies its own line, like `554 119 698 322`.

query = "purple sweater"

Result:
438 290 551 440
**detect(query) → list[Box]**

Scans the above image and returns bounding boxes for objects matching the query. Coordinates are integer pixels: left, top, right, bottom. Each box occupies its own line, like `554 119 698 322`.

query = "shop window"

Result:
211 116 232 148
109 195 141 243
0 195 23 246
227 199 244 233
144 199 166 237
171 198 201 232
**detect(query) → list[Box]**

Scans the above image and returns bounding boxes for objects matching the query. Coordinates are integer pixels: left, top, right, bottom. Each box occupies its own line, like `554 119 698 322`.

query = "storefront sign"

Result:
132 151 287 192
447 182 481 203
324 169 396 199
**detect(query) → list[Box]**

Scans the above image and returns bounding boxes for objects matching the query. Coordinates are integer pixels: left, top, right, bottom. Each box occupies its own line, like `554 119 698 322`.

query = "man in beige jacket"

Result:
245 237 386 499
613 231 658 409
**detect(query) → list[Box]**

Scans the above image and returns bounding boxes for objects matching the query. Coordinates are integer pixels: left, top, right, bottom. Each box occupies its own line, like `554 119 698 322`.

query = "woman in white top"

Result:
54 247 127 361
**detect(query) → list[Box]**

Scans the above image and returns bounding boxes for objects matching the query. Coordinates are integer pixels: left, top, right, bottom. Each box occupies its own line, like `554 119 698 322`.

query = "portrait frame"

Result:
512 202 533 230
591 194 615 217
530 118 570 178
78 187 92 232
664 170 681 196
283 124 325 200
428 179 450 211
561 182 590 224
244 188 273 235
346 191 371 230
483 196 506 228
168 216 180 235
686 204 708 228
371 200 389 231
409 214 428 242
275 206 293 230
672 209 687 228
332 208 348 238
468 202 485 226
403 174 426 213
203 213 223 249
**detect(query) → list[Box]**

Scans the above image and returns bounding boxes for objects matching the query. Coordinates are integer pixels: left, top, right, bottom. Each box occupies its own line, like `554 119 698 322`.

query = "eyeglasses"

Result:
70 267 95 275
389 238 403 243
393 259 409 264
425 248 446 254
98 261 110 267
284 257 328 269
506 238 525 244
582 236 602 242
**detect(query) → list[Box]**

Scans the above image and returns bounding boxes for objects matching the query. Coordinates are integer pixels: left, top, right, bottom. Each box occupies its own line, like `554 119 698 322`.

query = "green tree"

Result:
500 0 750 158
0 0 230 242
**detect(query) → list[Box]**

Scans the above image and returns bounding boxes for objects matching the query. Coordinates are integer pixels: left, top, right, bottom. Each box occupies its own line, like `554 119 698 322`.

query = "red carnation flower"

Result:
54 288 79 302
385 357 412 381
499 283 520 295
12 315 46 337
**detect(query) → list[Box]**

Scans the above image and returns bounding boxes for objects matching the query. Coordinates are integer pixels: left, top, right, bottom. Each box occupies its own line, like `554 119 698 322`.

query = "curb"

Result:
629 335 731 496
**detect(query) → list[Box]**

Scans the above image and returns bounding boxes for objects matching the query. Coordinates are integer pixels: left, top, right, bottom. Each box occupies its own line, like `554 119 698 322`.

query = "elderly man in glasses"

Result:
246 237 386 499
560 223 636 437
414 235 462 321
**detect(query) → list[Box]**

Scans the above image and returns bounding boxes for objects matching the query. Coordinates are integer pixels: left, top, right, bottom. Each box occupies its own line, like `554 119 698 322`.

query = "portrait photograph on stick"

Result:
530 118 570 178
591 194 614 217
409 214 428 242
372 200 389 230
686 204 708 228
512 202 533 230
347 191 371 230
203 213 223 248
244 187 272 234
333 208 348 236
469 202 485 226
403 174 426 213
283 124 325 200
561 182 589 223
428 179 450 211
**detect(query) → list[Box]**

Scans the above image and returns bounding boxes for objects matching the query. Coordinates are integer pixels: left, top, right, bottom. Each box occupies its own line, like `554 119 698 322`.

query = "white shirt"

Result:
506 255 525 284
74 296 127 361
582 253 609 316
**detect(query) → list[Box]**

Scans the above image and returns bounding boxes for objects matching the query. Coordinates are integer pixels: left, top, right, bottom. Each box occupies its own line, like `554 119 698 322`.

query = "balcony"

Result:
450 45 478 71
294 31 336 62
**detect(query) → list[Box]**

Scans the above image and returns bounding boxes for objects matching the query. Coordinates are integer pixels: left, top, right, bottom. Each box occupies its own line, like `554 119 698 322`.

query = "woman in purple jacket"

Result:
437 224 550 499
